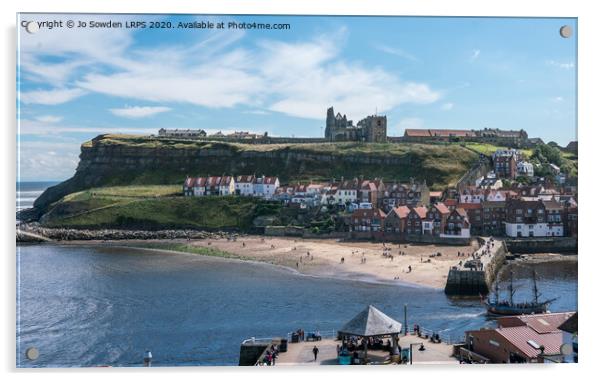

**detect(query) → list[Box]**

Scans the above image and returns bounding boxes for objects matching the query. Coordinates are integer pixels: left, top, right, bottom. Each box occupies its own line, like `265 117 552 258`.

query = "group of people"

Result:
259 344 280 366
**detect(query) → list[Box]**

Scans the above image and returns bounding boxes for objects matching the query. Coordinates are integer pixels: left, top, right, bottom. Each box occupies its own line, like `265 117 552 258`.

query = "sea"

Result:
15 182 578 367
16 181 59 213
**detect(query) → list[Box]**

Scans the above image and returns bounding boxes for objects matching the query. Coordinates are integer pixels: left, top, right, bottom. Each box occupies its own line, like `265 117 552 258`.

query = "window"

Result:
489 340 500 347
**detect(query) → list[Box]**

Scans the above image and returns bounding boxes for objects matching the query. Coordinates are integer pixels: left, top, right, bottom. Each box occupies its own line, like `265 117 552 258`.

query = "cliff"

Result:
32 134 479 215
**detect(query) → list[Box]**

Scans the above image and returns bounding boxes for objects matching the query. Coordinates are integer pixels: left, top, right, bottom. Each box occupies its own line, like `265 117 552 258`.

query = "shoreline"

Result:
55 240 441 290
20 233 577 290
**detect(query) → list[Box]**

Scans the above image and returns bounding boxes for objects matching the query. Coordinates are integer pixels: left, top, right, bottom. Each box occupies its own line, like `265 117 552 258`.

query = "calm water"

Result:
16 181 58 212
16 244 577 367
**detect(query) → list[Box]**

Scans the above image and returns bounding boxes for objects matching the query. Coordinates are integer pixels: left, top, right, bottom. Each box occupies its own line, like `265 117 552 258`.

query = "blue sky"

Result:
17 14 576 181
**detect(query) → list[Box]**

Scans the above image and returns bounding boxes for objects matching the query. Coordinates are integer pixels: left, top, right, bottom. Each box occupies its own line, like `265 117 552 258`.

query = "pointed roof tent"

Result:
338 305 402 337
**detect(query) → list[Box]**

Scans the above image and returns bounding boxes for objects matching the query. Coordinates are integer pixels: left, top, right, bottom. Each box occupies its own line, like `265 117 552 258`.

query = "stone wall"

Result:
444 240 507 296
504 237 577 253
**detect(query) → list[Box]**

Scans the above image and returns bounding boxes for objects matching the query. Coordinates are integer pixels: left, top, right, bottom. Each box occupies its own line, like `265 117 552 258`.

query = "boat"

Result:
483 269 556 316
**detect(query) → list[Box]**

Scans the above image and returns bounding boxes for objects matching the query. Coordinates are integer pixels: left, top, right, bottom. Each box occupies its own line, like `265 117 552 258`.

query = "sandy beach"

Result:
110 236 479 289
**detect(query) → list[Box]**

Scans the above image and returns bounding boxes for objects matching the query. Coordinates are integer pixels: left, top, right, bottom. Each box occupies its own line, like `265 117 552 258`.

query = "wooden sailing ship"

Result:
484 269 556 316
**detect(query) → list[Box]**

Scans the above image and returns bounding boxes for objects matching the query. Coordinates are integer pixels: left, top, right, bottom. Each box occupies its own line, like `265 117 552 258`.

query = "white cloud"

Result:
470 49 481 62
243 110 271 115
389 117 425 136
109 106 172 118
34 115 63 123
20 22 440 122
18 119 158 136
17 141 80 181
19 88 86 105
374 44 418 61
39 26 438 121
546 60 575 70
441 102 454 111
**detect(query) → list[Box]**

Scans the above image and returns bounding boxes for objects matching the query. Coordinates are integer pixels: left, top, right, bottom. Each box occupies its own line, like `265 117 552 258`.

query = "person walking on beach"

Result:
312 345 319 362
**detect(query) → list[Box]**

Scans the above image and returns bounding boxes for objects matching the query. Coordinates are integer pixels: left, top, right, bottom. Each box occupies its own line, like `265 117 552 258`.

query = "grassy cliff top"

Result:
85 134 478 158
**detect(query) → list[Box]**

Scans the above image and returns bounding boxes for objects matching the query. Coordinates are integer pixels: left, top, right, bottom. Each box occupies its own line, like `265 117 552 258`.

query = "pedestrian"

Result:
312 345 319 361
341 257 345 264
408 265 412 272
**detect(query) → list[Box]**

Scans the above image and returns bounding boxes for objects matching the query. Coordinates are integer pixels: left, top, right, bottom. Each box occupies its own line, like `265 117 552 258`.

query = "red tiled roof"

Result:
457 203 482 210
454 207 468 217
220 176 232 185
392 205 411 219
429 129 476 137
434 202 450 215
236 175 255 183
495 326 563 358
184 177 195 187
404 129 432 137
352 208 386 219
444 199 457 207
412 206 428 219
498 312 575 334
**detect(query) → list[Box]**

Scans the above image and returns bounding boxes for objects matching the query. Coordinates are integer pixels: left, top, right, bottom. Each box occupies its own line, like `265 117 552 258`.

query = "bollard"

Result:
144 350 152 367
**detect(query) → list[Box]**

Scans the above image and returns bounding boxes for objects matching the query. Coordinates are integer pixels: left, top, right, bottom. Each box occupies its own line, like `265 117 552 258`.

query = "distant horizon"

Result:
17 14 577 181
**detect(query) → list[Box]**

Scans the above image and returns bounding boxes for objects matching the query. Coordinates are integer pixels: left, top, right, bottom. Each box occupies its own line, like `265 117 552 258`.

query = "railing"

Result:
286 328 338 342
407 325 465 345
241 337 276 345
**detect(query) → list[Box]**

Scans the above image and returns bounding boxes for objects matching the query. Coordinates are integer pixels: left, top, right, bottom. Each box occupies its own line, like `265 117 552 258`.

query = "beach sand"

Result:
180 236 478 289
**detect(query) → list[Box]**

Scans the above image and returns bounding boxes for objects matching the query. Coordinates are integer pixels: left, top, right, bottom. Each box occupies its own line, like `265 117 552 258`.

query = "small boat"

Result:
483 269 556 316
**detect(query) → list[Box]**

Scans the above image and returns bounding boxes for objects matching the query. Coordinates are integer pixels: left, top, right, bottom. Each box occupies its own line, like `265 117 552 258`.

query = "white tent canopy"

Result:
338 305 402 337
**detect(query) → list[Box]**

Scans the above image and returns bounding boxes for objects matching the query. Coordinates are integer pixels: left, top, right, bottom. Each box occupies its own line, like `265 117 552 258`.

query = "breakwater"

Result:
444 238 507 296
16 225 236 242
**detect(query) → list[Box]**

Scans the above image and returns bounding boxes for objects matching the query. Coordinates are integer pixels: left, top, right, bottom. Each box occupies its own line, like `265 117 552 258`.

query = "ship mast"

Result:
532 269 540 304
495 282 500 304
508 270 515 305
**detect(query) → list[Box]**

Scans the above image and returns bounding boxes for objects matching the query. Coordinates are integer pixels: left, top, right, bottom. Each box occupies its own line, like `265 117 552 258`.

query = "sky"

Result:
17 14 577 181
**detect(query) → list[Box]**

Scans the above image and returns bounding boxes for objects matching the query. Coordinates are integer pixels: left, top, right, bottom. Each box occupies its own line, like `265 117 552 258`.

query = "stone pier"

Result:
444 238 507 297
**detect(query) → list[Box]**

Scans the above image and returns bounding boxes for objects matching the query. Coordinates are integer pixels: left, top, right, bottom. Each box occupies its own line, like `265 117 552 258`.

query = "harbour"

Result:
16 243 576 367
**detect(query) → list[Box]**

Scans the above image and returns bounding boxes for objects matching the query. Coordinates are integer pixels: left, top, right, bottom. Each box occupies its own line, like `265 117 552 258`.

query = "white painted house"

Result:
253 176 280 199
517 161 534 177
235 175 255 196
218 176 235 195
335 181 358 205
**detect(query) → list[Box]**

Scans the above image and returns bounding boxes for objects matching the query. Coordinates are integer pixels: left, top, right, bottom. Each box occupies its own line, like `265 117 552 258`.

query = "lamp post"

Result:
409 342 423 365
404 304 408 336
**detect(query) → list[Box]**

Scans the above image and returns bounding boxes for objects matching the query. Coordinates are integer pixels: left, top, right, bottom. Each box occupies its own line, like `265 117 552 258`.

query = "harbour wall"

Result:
239 338 283 366
444 239 507 297
504 237 577 254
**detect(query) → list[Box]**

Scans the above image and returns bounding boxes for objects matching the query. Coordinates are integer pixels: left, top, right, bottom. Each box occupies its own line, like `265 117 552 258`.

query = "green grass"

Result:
463 142 534 158
123 242 245 260
43 190 281 230
63 185 181 201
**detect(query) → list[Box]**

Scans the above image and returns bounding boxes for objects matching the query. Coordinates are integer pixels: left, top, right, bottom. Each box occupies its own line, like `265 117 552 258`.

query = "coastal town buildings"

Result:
182 171 575 241
235 175 256 196
504 199 564 237
493 149 520 179
517 161 534 177
380 181 429 212
158 128 207 139
253 176 280 199
464 312 575 363
442 208 471 238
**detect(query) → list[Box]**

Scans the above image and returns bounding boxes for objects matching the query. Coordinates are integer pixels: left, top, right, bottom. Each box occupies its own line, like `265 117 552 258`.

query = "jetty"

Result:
444 237 507 296
240 305 459 366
